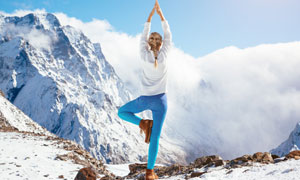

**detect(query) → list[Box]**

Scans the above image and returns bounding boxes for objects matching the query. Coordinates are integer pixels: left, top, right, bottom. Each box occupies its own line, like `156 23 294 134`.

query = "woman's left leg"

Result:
147 94 168 170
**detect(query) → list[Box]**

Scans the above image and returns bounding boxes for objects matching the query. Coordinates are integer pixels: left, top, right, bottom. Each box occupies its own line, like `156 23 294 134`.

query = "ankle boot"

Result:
139 119 153 144
145 169 158 180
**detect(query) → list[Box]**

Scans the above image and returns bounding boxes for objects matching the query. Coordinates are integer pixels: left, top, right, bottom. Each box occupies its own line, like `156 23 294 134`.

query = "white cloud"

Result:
0 23 57 52
2 10 300 160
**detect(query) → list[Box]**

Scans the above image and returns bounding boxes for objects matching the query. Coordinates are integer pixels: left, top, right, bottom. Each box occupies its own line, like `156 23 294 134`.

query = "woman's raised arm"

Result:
155 0 165 21
147 3 156 22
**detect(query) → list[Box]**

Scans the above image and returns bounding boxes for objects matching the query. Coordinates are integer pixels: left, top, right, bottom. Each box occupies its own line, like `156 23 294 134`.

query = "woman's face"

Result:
148 33 162 51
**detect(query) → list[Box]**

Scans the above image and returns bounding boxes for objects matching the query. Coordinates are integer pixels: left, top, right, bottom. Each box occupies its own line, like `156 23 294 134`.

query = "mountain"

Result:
0 12 185 165
270 122 300 157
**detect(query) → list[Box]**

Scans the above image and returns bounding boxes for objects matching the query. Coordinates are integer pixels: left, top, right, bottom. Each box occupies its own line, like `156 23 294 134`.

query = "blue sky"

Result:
1 0 300 57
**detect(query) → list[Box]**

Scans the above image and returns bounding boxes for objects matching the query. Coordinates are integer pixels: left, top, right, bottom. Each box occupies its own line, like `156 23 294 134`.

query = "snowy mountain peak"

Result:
2 12 60 30
270 122 300 157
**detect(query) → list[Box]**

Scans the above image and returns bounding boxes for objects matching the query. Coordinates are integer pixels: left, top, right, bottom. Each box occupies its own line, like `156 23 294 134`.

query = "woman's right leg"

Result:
118 96 146 125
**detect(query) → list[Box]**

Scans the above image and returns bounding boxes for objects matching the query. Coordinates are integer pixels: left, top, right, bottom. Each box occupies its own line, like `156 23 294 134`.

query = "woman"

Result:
118 0 171 179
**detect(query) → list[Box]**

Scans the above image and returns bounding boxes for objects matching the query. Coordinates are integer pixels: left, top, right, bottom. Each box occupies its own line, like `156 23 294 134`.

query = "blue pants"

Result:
118 93 167 169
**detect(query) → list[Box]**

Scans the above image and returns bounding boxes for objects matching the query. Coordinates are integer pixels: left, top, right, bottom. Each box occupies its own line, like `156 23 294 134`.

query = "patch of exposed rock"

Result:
122 151 300 179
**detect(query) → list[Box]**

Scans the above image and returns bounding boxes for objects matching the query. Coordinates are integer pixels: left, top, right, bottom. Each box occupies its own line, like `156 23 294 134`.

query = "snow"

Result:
0 132 84 180
105 163 131 177
0 96 53 136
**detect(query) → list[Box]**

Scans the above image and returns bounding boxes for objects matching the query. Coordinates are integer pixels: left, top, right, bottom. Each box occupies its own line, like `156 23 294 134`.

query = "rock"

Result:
215 160 225 167
295 156 300 160
193 155 222 168
226 170 233 174
190 171 206 178
286 150 300 159
262 152 274 163
271 154 280 160
234 155 252 162
58 175 64 179
253 152 264 162
252 152 274 164
128 163 147 175
74 167 96 180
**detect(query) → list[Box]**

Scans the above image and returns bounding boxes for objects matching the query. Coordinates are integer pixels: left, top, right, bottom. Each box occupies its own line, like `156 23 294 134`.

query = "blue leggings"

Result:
118 93 167 169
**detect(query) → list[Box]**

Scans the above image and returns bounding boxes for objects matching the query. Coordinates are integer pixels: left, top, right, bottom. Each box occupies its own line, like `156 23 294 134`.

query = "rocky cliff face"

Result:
0 12 185 164
270 122 300 157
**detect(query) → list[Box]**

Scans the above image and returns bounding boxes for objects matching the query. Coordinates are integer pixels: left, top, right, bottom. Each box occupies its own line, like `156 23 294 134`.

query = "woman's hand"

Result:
155 0 165 21
147 2 157 22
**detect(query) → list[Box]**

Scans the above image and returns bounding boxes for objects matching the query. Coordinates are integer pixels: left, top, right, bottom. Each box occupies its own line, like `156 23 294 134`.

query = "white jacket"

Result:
140 21 172 96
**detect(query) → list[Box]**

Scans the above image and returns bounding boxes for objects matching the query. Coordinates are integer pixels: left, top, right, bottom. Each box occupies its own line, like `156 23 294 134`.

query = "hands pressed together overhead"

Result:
147 0 165 22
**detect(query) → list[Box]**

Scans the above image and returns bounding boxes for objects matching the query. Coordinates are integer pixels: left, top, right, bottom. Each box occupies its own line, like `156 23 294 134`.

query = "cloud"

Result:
2 10 300 160
0 22 57 52
0 9 60 51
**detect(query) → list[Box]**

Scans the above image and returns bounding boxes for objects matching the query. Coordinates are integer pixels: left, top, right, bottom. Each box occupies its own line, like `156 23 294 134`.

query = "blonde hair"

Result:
149 32 162 68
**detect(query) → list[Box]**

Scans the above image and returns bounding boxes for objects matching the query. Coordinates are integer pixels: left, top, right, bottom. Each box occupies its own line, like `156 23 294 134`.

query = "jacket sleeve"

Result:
159 20 172 59
140 22 151 60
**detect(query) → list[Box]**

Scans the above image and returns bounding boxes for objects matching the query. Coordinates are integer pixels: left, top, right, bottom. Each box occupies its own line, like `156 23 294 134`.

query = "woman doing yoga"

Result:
118 0 171 179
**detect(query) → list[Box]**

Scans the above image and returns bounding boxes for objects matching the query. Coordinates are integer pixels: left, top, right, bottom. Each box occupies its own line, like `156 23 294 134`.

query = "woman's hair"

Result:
148 32 162 68
150 32 162 41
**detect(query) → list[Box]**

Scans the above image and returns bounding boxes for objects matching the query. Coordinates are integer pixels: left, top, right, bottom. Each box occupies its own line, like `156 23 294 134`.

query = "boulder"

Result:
214 160 225 167
262 152 274 163
286 150 300 159
253 152 264 162
74 167 96 180
193 155 222 168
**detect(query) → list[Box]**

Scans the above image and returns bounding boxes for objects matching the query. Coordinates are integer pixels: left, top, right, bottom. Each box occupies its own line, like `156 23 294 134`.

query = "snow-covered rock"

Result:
270 122 300 157
0 12 185 165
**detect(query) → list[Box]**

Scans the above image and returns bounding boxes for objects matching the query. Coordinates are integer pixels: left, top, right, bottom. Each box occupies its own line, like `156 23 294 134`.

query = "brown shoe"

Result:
145 169 158 180
139 119 153 144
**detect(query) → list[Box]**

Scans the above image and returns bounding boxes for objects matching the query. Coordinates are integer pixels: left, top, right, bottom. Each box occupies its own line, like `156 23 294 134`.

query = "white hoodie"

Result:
140 21 172 96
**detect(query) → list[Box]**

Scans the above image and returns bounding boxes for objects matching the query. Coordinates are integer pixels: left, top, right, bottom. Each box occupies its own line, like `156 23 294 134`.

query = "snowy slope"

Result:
0 12 185 165
0 93 113 179
270 122 300 157
0 95 53 136
0 132 84 180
